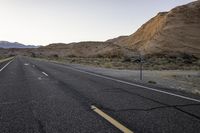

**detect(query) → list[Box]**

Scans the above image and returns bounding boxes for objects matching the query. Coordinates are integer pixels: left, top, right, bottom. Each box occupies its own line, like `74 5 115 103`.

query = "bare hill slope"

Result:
108 1 200 57
37 42 124 58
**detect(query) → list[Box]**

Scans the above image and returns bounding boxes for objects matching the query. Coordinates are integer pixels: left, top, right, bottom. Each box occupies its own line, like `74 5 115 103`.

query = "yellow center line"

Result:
91 105 134 133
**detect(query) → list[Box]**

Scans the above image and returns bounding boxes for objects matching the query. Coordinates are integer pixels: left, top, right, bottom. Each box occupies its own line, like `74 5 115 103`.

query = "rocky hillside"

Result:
108 0 200 58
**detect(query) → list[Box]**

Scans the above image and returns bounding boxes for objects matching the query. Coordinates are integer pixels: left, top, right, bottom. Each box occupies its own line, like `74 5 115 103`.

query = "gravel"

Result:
68 63 200 95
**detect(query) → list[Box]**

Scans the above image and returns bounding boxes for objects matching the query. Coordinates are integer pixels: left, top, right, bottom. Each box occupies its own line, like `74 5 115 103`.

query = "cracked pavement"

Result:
0 56 200 133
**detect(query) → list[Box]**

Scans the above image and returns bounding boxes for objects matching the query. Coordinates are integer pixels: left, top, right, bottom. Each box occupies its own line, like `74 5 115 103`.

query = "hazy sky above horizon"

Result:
0 0 195 46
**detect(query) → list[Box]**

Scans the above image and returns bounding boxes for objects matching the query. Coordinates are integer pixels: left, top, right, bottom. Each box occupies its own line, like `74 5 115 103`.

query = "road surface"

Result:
0 56 200 133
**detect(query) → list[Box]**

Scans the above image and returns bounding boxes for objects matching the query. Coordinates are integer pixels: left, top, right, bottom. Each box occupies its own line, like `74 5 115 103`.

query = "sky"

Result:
0 0 195 46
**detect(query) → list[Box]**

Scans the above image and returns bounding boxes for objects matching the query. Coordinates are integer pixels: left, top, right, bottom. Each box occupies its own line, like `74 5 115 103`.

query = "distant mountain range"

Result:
0 41 38 49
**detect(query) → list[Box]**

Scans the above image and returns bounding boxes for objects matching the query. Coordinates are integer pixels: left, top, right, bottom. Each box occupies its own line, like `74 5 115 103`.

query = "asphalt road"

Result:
0 56 200 133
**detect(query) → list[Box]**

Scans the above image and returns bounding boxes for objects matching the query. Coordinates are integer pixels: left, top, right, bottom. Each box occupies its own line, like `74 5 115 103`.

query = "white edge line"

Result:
91 105 133 133
42 72 48 76
63 65 200 103
0 60 13 72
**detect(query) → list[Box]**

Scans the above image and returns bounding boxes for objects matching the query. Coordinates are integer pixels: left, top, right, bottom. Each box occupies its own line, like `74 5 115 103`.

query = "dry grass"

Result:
34 56 200 70
0 56 14 63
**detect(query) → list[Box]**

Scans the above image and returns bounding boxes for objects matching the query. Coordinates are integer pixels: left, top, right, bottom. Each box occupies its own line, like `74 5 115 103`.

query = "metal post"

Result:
140 54 143 80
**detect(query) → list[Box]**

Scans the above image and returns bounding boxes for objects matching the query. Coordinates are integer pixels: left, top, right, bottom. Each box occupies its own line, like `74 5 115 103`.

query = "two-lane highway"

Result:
0 56 200 133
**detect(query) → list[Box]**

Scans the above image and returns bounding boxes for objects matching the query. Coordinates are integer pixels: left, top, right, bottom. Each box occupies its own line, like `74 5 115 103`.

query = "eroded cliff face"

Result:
110 1 200 57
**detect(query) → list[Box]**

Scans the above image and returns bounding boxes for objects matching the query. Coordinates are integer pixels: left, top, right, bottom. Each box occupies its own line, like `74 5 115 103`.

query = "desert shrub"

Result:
197 60 200 65
133 58 142 63
96 54 104 58
9 54 15 57
70 59 76 63
122 56 132 62
31 52 36 57
68 54 76 58
109 54 120 58
52 54 59 58
172 75 177 78
103 62 113 68
180 53 198 63
148 80 157 84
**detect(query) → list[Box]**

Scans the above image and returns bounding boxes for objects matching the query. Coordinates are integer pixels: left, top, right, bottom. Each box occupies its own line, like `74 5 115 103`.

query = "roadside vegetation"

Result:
31 55 200 95
0 56 14 62
32 53 200 70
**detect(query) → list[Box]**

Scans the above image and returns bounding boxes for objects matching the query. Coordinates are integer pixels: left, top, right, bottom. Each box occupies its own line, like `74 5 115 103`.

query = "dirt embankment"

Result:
109 1 200 58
